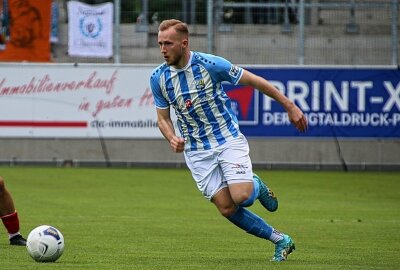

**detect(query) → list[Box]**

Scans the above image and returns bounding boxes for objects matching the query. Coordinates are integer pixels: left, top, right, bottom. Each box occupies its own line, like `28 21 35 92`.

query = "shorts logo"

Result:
229 65 241 78
232 164 248 175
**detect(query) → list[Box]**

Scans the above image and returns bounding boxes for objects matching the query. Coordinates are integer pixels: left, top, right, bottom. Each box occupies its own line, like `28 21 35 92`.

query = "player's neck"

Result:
173 50 191 69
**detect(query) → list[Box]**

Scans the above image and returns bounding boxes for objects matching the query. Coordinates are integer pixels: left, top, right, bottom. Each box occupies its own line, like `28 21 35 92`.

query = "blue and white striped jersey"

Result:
150 51 244 151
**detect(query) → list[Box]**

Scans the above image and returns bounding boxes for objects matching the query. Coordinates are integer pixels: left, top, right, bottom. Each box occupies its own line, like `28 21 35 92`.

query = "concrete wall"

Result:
1 138 399 170
52 22 398 66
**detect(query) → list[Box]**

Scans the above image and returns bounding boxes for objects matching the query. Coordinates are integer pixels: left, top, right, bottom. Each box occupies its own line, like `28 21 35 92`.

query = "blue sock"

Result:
228 207 273 240
239 179 260 207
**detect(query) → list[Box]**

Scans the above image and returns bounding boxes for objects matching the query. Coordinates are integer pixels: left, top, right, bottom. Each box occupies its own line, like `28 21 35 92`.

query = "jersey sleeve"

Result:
150 72 169 109
202 53 243 85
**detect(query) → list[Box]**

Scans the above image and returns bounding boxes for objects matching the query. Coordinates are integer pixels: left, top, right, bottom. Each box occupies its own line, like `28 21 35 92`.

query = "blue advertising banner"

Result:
225 67 400 138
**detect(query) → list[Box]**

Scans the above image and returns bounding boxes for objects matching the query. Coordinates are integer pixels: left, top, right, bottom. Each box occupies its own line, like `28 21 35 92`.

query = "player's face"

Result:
158 27 187 68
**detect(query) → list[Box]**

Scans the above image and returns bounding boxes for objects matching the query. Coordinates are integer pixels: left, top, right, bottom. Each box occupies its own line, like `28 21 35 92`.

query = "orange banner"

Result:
0 0 51 62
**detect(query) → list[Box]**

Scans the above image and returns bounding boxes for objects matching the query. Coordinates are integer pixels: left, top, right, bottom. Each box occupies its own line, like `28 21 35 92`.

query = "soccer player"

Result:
150 19 308 261
0 176 26 246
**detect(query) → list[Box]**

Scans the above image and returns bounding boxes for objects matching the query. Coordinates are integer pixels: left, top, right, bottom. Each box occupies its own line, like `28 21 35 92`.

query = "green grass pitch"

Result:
1 167 399 270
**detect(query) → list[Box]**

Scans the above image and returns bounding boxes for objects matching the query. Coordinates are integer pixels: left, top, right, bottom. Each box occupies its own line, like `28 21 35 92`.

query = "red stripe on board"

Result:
0 121 87 128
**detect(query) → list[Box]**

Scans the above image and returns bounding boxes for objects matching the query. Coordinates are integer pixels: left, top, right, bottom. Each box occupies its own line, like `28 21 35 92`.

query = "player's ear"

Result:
182 38 188 48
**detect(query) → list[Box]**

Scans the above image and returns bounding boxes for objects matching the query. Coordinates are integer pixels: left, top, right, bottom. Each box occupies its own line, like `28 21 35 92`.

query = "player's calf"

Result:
253 174 278 212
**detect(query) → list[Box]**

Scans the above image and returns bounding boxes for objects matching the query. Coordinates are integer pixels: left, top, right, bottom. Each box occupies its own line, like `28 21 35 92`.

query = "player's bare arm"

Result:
156 107 185 153
239 69 308 132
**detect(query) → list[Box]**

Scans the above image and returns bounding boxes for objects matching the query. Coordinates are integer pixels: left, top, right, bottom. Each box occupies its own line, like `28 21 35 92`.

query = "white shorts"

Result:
184 134 253 200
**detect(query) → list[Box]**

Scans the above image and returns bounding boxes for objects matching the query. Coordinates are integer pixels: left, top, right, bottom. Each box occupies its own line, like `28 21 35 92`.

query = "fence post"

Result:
207 0 214 54
114 0 121 64
245 0 252 24
298 0 305 65
182 0 188 24
392 0 398 66
190 0 196 25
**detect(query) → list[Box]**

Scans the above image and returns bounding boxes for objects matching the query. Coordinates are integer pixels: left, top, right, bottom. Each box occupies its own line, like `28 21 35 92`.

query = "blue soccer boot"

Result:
271 234 296 262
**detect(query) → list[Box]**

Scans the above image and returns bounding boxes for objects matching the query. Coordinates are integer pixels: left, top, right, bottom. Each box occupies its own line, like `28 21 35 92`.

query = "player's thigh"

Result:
184 149 226 200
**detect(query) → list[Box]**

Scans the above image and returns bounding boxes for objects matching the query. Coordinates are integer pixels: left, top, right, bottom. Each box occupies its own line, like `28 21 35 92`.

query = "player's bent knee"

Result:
230 191 249 204
237 190 257 207
230 182 257 207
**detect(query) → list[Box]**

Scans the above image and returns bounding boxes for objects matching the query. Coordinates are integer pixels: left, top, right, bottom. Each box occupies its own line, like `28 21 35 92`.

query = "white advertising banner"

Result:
68 1 113 58
0 64 163 138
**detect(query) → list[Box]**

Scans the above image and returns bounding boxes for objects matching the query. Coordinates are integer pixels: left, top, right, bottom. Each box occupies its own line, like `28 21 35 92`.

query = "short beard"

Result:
168 49 184 67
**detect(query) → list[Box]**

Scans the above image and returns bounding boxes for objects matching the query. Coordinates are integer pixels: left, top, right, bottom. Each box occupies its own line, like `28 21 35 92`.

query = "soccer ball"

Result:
26 225 65 262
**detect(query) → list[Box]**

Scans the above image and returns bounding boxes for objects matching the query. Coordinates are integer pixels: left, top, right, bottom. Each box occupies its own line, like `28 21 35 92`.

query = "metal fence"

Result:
53 0 399 65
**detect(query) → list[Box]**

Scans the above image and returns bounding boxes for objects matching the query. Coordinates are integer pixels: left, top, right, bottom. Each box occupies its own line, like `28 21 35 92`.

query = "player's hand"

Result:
170 136 185 153
287 104 308 132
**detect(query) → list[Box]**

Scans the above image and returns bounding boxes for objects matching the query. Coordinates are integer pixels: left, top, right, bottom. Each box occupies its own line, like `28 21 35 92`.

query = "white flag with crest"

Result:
68 1 113 58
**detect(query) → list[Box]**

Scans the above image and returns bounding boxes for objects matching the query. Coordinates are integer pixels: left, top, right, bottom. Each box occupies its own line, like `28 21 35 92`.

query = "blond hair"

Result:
158 19 189 37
